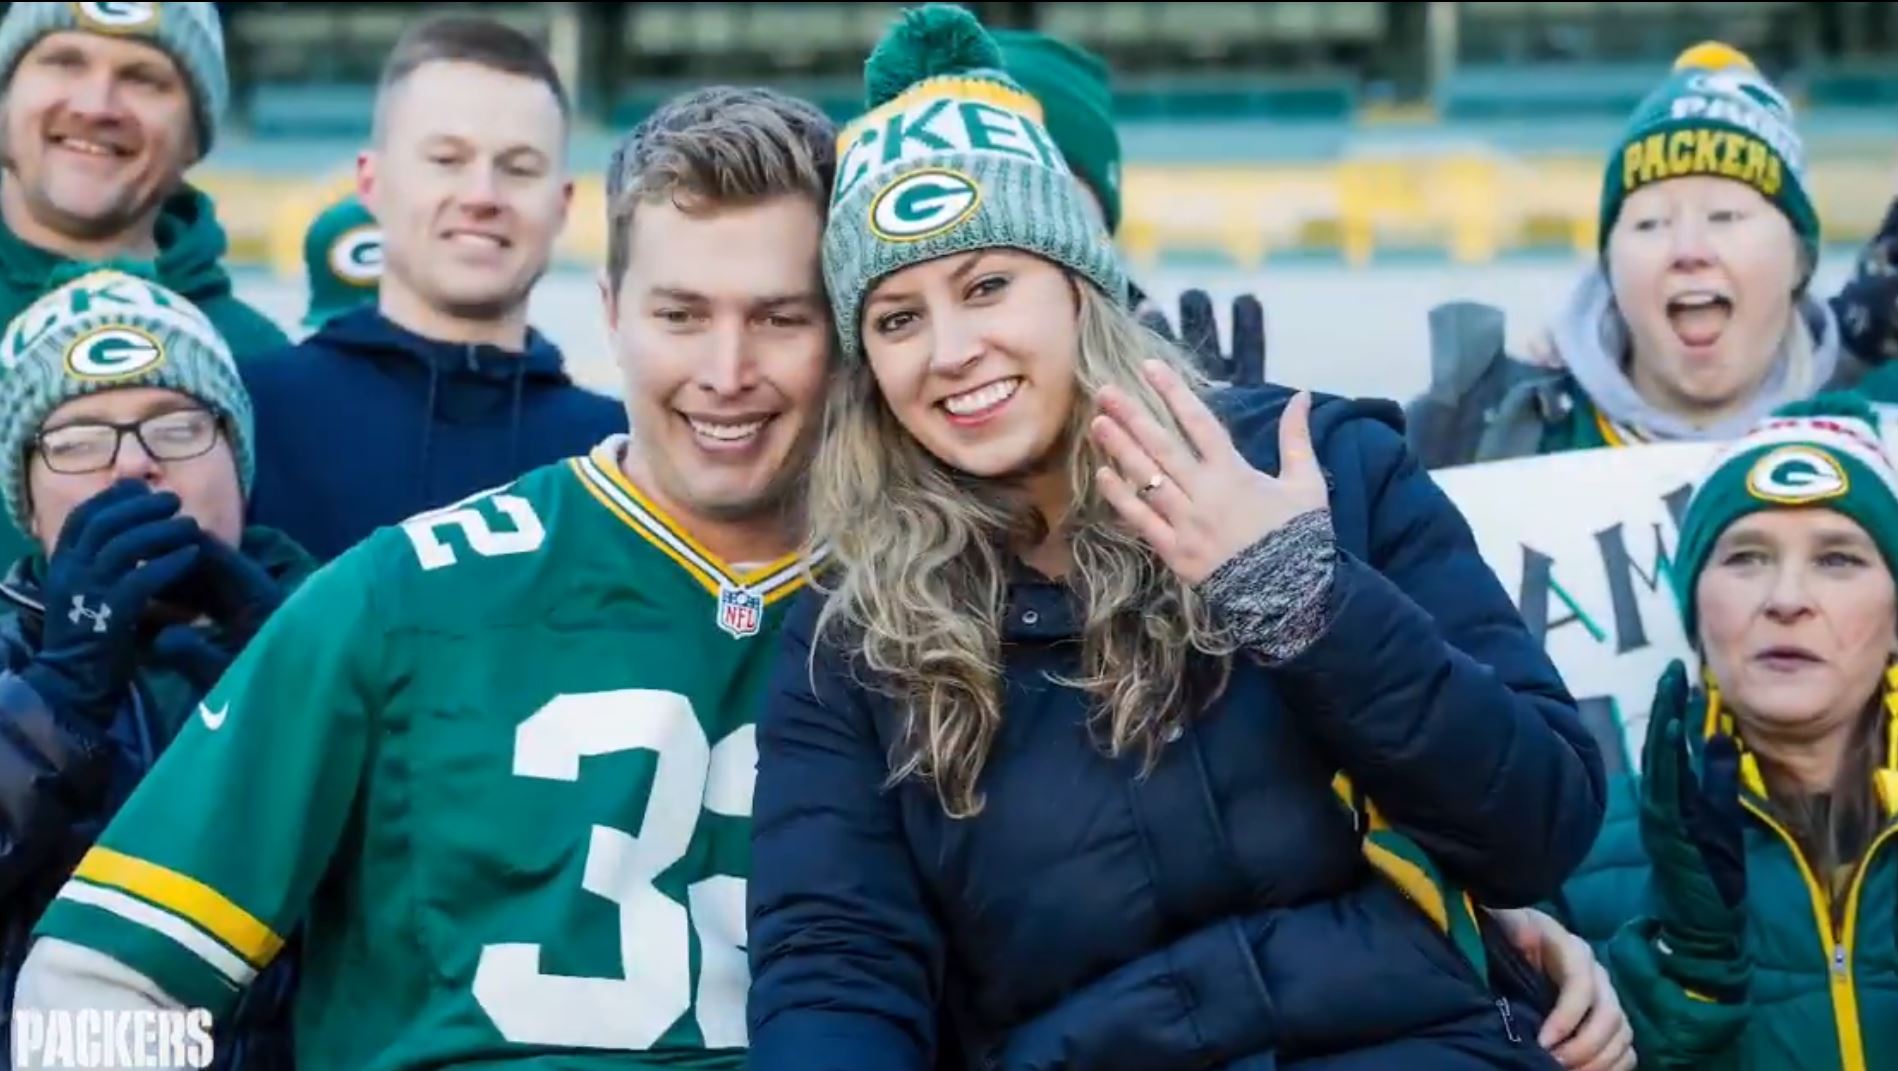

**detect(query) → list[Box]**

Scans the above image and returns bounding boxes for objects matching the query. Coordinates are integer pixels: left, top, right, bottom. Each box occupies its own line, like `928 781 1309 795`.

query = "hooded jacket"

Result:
747 386 1607 1071
1553 686 1898 1071
0 526 315 1071
239 305 627 562
0 184 292 564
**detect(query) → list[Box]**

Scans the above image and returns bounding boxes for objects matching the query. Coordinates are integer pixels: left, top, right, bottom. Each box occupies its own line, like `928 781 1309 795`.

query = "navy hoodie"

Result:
240 306 627 561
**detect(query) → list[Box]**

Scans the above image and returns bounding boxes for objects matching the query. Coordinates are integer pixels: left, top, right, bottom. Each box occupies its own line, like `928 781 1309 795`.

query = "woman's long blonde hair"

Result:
806 277 1239 818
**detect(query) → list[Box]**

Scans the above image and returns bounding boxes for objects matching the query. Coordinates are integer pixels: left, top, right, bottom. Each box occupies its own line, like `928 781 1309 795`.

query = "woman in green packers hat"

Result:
1408 43 1879 469
1556 392 1898 1070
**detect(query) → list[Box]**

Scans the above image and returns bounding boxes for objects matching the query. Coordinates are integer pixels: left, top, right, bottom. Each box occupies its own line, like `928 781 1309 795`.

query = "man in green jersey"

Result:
12 84 839 1070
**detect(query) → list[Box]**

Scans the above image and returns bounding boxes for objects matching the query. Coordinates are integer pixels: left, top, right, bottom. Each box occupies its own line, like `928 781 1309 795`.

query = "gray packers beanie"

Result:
0 267 254 533
0 2 229 157
825 3 1127 361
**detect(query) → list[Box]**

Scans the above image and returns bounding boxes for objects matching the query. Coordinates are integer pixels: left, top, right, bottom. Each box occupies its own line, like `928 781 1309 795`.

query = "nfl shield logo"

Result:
717 583 764 639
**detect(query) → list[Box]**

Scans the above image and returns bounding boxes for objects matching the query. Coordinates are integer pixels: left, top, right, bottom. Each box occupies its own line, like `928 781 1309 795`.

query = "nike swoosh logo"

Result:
199 702 228 731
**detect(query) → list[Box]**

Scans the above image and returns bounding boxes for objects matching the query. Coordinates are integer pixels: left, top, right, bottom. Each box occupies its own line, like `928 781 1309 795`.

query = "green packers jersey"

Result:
34 439 822 1070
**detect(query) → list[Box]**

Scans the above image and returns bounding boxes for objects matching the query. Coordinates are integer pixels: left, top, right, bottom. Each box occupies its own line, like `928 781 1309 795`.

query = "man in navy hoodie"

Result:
240 16 624 562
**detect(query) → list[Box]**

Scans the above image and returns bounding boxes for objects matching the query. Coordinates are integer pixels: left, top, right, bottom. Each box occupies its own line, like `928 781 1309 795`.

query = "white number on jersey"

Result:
471 690 751 1050
401 492 546 571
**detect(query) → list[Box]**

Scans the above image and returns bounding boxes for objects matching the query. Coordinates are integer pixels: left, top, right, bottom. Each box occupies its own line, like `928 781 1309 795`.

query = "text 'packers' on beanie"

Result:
1674 393 1898 638
1598 42 1817 273
824 3 1128 362
0 267 254 534
0 2 228 157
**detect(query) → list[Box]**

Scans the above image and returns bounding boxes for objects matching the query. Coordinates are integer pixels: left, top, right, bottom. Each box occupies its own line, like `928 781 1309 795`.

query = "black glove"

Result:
1138 290 1267 386
20 481 203 725
151 624 235 693
176 529 284 645
1640 660 1749 997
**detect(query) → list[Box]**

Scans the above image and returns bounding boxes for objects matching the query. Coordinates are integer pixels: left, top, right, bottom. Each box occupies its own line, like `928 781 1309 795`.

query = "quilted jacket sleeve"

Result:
746 595 940 1071
1265 408 1607 906
0 665 112 903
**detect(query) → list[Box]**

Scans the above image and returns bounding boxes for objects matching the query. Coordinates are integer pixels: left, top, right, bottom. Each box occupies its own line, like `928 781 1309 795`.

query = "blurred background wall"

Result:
162 1 1898 275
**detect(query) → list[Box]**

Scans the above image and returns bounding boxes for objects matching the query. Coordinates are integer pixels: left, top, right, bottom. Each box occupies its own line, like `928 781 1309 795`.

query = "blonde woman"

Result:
746 7 1616 1070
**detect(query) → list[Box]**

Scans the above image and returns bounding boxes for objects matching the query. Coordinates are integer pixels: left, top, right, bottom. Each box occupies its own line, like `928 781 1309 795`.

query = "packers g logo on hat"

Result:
1747 445 1849 504
65 325 165 381
869 168 981 243
71 1 161 32
328 225 384 286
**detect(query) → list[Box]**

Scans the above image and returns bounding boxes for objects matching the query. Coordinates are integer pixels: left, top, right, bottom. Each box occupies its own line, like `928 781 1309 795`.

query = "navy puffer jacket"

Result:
746 386 1608 1071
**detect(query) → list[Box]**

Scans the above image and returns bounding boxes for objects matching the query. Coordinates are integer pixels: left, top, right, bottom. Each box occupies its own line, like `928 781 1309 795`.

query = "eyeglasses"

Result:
33 408 224 475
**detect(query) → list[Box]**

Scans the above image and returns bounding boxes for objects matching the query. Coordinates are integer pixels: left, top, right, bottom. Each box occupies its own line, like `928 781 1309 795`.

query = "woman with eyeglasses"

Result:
0 270 316 1071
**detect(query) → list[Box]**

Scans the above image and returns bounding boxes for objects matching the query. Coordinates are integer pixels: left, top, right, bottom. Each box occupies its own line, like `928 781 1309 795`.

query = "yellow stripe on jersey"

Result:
56 880 259 986
570 447 820 605
75 847 284 968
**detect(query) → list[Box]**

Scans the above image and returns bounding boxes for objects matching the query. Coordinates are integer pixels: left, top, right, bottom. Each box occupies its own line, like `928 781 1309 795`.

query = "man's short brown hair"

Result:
373 15 570 143
605 86 837 285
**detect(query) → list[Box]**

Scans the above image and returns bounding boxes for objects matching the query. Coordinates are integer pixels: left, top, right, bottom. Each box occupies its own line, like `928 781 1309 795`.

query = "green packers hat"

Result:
302 195 382 327
1675 393 1898 637
1599 42 1818 278
992 28 1122 232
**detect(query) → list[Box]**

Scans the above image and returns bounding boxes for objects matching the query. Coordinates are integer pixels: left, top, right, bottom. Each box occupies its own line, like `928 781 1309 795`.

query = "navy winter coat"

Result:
747 386 1608 1071
240 306 627 561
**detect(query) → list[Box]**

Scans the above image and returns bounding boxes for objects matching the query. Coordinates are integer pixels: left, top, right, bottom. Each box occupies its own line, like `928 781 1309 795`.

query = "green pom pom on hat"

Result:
1673 393 1898 638
824 3 1128 362
864 3 1004 108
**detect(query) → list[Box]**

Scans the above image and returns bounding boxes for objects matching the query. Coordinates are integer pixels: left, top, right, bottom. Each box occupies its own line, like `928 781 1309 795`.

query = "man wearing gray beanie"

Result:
0 2 288 564
0 268 312 1070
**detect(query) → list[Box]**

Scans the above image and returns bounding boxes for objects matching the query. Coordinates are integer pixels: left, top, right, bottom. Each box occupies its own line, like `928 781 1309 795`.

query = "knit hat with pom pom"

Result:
1673 392 1898 638
1599 41 1817 274
824 3 1127 360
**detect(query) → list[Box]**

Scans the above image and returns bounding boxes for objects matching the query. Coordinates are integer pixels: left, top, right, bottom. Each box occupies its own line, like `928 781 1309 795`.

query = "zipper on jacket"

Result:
1495 996 1520 1044
1741 798 1898 1071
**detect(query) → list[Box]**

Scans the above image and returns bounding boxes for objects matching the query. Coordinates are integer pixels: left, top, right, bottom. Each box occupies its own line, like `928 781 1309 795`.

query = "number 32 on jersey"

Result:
472 689 754 1052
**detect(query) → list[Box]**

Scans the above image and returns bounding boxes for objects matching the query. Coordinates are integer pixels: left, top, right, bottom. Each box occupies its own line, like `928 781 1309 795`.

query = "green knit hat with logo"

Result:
992 28 1122 232
302 195 383 327
0 266 254 533
0 2 229 158
1674 393 1898 638
825 3 1127 362
1599 42 1818 274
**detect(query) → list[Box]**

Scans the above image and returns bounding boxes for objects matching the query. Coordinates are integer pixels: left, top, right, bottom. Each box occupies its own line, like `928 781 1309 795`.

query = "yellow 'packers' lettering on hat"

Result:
71 1 160 32
329 226 384 286
1747 445 1849 504
1621 129 1782 200
64 325 165 382
869 168 981 243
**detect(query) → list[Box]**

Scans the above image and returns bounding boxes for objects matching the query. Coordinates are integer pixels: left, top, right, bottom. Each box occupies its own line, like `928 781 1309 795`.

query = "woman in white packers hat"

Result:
745 5 1631 1070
